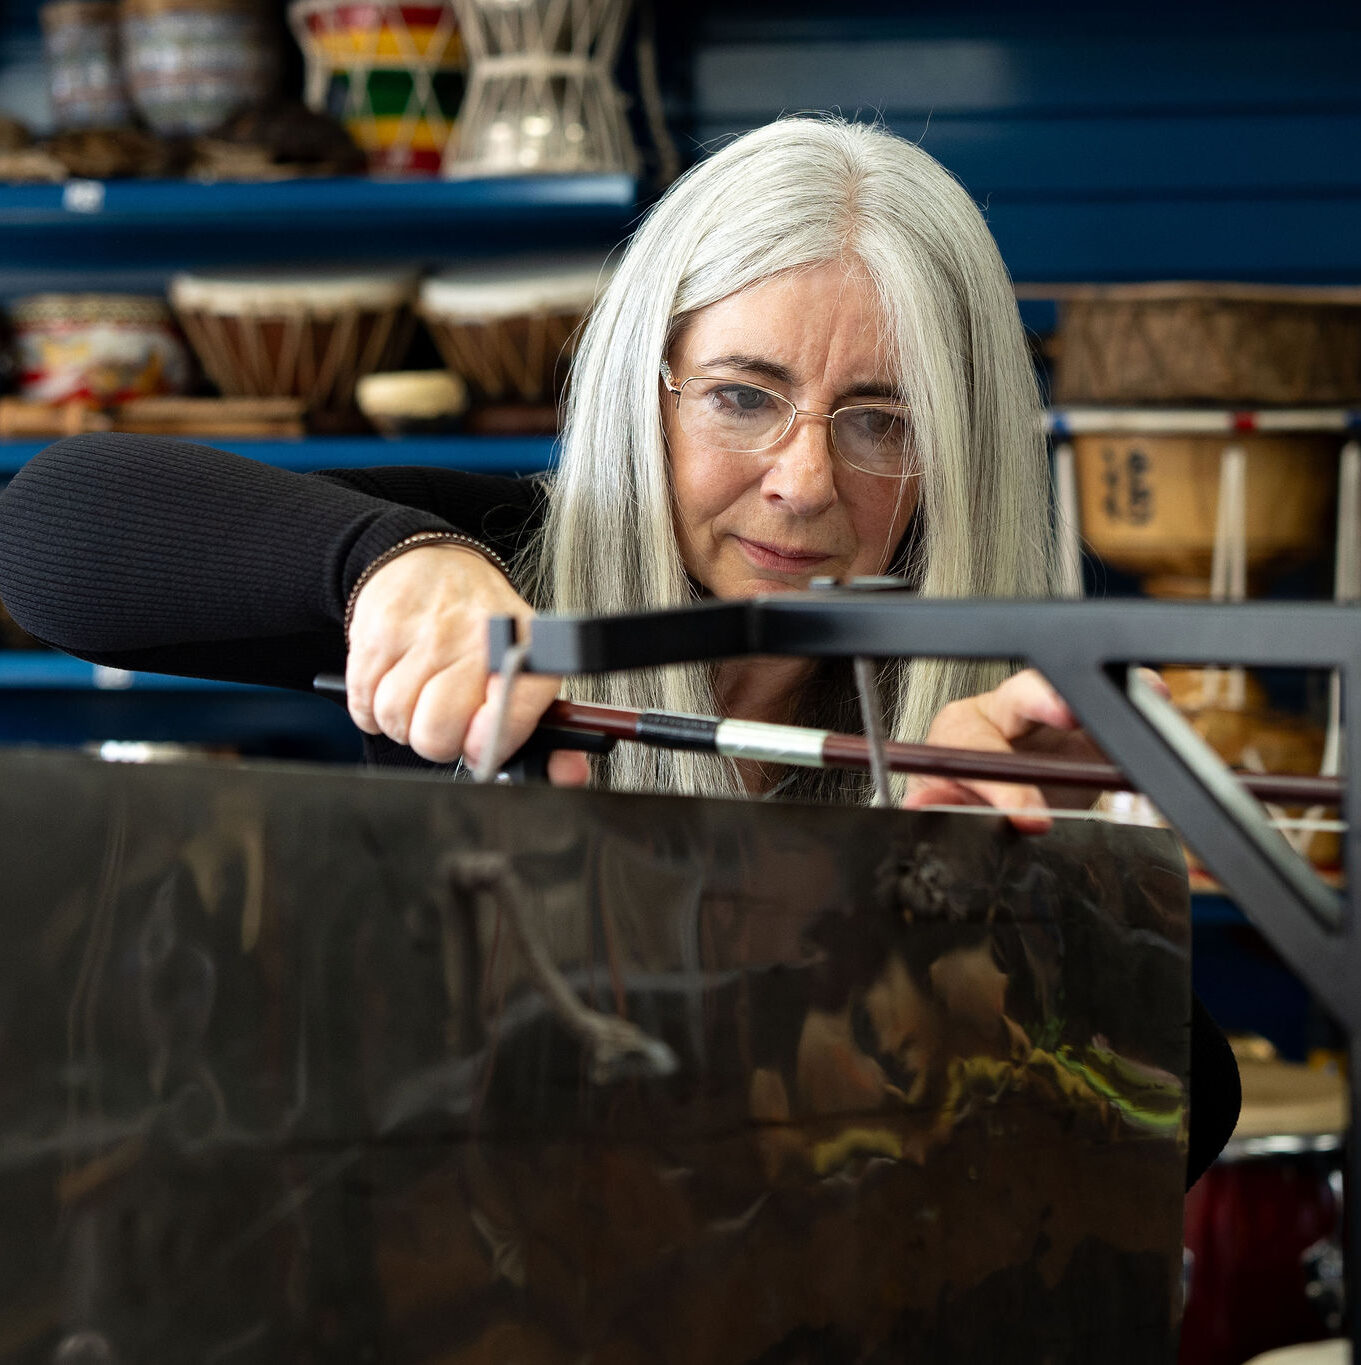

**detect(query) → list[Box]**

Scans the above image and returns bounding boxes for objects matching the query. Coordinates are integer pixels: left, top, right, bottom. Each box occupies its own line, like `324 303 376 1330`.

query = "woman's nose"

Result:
760 415 838 515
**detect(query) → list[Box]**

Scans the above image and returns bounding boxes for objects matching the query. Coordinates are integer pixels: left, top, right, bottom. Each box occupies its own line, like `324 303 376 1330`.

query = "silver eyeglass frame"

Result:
659 360 917 479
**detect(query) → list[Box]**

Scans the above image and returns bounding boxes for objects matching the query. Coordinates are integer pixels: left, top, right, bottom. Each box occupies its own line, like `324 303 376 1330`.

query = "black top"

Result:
0 432 1240 1184
0 432 546 770
0 432 544 683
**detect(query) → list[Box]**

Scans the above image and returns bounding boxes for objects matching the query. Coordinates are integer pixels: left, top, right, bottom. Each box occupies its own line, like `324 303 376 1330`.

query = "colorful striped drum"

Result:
328 66 464 173
303 2 459 61
290 0 464 175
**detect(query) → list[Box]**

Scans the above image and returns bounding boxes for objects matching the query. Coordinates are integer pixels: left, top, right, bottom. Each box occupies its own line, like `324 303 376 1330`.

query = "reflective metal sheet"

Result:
0 750 1190 1363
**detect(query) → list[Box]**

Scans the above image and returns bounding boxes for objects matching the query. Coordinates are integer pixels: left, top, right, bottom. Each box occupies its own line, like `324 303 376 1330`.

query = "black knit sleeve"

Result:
0 433 545 691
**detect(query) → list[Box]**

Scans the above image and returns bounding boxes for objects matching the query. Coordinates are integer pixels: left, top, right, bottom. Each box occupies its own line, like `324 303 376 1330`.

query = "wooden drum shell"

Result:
420 309 581 406
418 257 609 414
170 271 419 413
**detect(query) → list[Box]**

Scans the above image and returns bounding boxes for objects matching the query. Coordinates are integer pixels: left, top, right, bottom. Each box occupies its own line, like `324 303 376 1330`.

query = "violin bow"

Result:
312 674 1341 806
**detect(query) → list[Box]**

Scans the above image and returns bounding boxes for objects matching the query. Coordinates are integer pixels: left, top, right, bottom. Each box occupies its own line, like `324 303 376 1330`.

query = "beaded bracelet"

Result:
343 530 510 645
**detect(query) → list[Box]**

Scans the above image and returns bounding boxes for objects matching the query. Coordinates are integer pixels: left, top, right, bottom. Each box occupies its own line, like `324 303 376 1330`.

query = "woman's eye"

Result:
713 384 771 414
848 408 907 441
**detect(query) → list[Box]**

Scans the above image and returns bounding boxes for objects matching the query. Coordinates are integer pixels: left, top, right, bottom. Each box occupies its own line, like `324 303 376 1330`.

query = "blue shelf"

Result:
0 434 557 479
0 652 362 755
0 653 258 691
0 174 635 229
0 175 638 292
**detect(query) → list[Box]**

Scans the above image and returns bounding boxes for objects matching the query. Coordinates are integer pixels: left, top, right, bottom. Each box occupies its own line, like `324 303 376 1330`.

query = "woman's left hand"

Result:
900 668 1135 833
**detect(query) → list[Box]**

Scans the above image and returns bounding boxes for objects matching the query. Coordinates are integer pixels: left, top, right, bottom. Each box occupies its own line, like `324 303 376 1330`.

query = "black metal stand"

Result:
493 592 1361 1356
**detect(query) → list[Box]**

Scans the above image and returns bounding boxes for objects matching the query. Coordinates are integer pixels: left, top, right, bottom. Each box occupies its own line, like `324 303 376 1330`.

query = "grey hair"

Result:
520 114 1057 801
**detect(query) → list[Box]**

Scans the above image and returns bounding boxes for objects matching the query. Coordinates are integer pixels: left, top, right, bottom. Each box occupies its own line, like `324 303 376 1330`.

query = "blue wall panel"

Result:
683 5 1361 283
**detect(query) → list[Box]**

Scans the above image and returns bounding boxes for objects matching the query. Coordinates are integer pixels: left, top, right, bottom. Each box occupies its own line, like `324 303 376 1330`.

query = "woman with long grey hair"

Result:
534 116 1058 803
343 113 1073 816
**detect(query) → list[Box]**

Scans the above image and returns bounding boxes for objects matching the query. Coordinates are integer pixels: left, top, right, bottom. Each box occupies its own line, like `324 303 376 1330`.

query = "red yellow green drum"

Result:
290 1 464 175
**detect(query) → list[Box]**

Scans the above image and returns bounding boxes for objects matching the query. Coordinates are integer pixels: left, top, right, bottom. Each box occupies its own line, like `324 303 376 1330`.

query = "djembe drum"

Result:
419 253 609 430
444 0 638 176
290 0 463 175
170 267 418 413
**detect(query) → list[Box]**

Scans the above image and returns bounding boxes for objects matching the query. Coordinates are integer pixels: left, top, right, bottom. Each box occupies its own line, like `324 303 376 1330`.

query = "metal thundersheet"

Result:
0 749 1190 1363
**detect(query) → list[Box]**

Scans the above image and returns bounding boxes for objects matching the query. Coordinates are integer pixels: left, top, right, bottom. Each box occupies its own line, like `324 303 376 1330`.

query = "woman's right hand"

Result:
343 543 589 784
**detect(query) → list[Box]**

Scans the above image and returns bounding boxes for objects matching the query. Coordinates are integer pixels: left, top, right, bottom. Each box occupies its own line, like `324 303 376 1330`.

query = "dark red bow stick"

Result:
313 674 1341 805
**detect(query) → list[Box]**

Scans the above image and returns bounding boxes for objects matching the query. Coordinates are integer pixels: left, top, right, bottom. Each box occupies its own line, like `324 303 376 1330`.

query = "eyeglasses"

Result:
660 360 919 479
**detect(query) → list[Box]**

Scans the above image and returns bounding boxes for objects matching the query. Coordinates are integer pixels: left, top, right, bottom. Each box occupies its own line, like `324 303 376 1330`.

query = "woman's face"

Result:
664 262 920 599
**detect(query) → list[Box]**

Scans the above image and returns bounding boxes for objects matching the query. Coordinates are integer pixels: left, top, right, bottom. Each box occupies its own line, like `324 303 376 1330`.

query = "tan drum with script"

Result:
1072 432 1338 598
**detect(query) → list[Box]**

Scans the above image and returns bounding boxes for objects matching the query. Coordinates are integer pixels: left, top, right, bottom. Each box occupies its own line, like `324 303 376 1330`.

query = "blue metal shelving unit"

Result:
0 653 249 690
0 172 615 753
0 174 635 227
0 435 557 479
0 174 639 293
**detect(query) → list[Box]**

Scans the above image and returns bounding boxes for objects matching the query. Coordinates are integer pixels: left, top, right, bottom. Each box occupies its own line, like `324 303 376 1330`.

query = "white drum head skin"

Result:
170 267 419 317
420 254 613 320
1243 1342 1349 1364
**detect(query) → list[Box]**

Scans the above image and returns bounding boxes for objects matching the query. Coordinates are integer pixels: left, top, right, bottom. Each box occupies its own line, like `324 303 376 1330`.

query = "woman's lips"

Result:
736 536 833 575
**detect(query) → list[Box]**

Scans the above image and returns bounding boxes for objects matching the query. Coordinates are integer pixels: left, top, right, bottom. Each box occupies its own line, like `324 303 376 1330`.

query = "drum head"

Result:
1226 1058 1347 1157
1245 1341 1349 1364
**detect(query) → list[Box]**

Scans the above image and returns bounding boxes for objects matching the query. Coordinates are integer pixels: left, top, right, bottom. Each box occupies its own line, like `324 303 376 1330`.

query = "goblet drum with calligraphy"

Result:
1072 432 1338 599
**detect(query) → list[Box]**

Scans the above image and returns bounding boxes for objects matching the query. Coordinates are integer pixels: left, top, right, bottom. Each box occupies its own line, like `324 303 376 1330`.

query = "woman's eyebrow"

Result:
696 353 900 401
840 380 902 401
697 353 795 384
